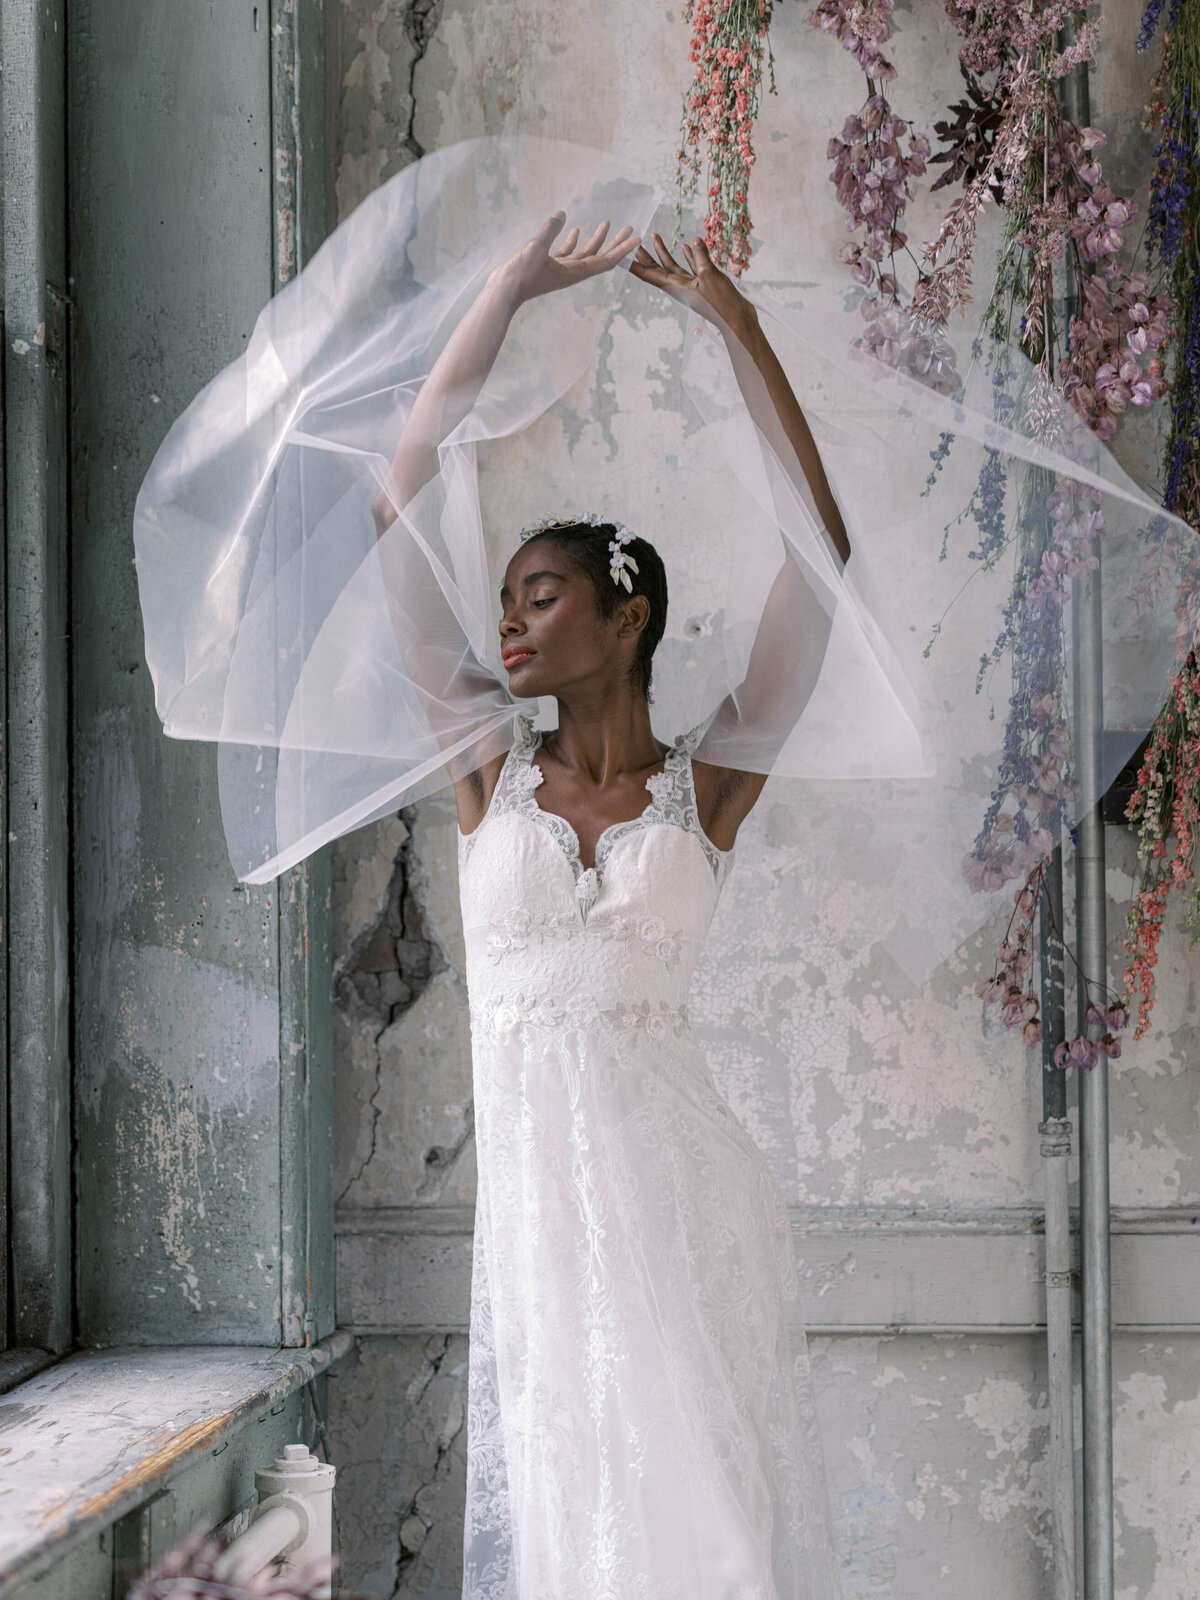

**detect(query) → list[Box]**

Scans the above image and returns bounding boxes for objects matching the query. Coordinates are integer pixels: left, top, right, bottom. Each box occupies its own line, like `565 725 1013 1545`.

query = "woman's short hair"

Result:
518 521 668 700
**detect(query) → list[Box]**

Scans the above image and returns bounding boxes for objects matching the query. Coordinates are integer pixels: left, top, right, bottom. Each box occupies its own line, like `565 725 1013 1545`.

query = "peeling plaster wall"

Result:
325 1 1200 1594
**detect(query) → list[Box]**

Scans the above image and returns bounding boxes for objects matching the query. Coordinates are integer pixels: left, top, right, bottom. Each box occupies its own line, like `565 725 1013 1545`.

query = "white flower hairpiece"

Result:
518 512 640 590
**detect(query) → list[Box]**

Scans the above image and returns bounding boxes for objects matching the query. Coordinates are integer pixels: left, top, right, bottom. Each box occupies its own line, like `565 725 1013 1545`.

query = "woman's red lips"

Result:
502 647 536 668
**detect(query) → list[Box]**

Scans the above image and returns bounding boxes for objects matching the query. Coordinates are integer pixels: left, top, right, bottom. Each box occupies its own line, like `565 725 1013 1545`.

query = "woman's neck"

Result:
543 691 664 782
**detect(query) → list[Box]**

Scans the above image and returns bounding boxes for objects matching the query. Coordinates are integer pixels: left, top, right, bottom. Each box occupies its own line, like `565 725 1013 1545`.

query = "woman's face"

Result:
499 539 643 700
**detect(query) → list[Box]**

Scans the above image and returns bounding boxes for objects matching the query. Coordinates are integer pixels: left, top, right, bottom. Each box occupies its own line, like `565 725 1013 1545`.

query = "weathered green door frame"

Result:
2 0 333 1354
1 0 73 1356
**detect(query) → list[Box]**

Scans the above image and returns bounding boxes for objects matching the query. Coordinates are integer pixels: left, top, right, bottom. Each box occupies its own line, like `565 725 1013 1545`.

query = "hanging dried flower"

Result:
1120 0 1200 1040
674 0 777 276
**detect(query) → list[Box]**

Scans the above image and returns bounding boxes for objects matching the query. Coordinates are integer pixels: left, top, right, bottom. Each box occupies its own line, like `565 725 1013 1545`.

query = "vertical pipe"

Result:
1039 847 1076 1600
1074 560 1112 1600
1058 39 1111 1596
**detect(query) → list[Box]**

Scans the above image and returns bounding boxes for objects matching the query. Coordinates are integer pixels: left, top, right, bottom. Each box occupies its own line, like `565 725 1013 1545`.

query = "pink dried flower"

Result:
805 0 897 80
1059 264 1173 440
675 0 776 275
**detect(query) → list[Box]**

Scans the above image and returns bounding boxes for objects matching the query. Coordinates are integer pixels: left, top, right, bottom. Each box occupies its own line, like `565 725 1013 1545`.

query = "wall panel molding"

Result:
335 1203 1200 1334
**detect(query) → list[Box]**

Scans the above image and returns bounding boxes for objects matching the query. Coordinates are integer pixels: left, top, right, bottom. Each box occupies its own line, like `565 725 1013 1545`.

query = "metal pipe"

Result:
212 1444 335 1598
214 1503 308 1588
1040 844 1076 1600
1041 1113 1077 1600
1055 36 1111 1595
1074 557 1113 1600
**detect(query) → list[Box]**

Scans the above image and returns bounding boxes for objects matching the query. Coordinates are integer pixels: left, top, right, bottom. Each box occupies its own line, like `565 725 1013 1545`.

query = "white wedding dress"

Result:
458 716 836 1600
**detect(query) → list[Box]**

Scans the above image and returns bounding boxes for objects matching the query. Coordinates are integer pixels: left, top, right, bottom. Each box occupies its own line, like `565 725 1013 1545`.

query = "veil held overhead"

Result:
132 134 1200 981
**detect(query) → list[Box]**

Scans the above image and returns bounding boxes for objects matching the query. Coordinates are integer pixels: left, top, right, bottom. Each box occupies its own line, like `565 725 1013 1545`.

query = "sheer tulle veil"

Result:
133 134 1200 987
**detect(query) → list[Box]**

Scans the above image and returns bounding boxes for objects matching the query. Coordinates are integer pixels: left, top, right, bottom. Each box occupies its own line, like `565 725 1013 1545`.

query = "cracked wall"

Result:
325 1 1200 1595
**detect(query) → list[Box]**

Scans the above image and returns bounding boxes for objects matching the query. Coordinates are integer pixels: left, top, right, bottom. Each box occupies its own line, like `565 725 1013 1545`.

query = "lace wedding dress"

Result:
458 716 836 1600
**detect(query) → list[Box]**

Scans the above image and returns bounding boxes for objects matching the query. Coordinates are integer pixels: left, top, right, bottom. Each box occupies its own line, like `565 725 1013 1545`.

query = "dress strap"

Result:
646 727 731 882
493 715 539 799
459 716 539 868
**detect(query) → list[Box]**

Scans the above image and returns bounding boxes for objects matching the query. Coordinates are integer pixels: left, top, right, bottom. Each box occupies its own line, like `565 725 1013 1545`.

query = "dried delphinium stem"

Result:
1122 0 1200 1039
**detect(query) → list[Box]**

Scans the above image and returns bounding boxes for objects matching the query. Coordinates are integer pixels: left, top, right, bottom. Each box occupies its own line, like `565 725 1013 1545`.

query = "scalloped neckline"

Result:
525 724 682 876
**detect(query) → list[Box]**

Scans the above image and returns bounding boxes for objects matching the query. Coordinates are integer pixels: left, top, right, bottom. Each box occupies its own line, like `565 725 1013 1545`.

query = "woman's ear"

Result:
617 594 651 638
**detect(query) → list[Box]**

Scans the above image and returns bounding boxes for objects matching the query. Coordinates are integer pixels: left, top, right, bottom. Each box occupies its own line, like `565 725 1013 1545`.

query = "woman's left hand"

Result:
628 233 760 340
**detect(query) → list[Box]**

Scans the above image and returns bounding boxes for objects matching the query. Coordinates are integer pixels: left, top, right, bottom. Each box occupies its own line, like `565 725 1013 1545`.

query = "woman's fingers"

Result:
600 227 638 263
650 231 689 276
580 220 612 256
594 224 633 262
537 210 567 246
542 217 641 281
629 247 663 279
551 219 640 263
549 224 581 258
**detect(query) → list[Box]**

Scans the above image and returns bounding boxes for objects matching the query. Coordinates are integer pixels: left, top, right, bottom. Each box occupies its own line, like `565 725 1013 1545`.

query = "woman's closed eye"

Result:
531 595 557 608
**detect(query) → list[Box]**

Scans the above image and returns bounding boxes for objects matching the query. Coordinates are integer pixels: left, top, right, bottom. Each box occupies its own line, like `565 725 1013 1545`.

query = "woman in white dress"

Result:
370 214 848 1599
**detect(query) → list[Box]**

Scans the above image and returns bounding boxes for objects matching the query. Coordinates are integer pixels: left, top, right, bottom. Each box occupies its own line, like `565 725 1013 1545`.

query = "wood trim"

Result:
334 1205 1200 1334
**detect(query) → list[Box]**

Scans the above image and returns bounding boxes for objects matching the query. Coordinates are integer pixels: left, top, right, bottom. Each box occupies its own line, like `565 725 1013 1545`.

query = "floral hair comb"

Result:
518 512 640 591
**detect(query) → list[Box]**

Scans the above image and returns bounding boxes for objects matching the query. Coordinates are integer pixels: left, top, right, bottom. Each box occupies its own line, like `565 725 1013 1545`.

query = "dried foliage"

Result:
124 1522 368 1600
928 67 1006 196
1122 0 1200 1038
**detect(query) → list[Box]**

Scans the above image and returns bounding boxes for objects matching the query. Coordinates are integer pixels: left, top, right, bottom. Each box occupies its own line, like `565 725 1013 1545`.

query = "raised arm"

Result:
373 213 641 534
629 235 850 846
373 212 642 832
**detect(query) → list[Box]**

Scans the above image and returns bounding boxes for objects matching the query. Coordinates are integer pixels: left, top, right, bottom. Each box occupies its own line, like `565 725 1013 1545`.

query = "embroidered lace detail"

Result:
638 722 729 883
484 905 683 972
470 993 691 1040
462 715 730 915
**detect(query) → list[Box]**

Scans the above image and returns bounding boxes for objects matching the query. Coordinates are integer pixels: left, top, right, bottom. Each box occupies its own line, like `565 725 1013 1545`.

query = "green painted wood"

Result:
2 1537 109 1600
0 160 6 1350
272 0 334 1350
111 1492 176 1600
68 0 280 1345
279 854 336 1346
67 0 332 1345
1 0 73 1355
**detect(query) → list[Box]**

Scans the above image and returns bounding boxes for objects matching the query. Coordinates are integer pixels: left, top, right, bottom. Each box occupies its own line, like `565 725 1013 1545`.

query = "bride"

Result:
370 212 848 1598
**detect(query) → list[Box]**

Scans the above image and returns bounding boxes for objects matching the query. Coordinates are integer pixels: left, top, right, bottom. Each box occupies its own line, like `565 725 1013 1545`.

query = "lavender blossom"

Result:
1147 85 1196 265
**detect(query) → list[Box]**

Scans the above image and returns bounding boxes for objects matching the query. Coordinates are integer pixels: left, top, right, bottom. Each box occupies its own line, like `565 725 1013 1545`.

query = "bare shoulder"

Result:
453 749 509 839
691 756 768 853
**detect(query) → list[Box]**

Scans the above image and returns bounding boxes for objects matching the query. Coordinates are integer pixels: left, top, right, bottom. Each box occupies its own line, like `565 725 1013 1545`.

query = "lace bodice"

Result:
458 715 732 1040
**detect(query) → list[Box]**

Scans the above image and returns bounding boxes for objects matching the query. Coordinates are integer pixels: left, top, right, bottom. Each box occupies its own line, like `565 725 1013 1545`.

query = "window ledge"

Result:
0 1332 353 1598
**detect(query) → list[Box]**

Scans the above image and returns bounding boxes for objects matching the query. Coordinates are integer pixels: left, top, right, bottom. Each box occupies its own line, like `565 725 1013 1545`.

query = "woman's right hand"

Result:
493 211 641 304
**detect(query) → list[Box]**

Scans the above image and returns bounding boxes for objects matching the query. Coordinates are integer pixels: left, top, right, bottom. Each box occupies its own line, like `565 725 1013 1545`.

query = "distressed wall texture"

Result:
324 2 1200 1596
